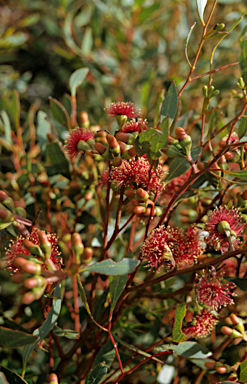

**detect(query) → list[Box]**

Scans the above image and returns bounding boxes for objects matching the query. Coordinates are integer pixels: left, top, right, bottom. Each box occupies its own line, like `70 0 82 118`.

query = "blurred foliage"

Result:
0 0 247 384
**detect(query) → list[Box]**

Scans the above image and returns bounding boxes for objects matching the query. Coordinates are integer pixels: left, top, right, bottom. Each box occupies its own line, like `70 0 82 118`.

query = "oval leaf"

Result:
83 258 140 276
185 23 196 68
46 142 70 178
92 339 116 370
196 0 208 26
109 275 128 315
239 115 247 139
49 97 70 130
0 327 37 348
161 81 177 120
85 362 107 384
69 68 89 97
0 365 29 384
172 303 187 342
22 283 62 375
240 360 247 383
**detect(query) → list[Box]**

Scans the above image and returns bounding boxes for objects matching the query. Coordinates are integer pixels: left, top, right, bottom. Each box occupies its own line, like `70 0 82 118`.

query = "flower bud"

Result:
23 240 45 258
0 192 15 212
204 361 216 370
217 220 231 238
202 85 208 97
24 276 46 289
38 231 52 258
80 111 90 127
154 207 162 216
77 140 92 152
107 134 120 156
22 291 36 305
0 209 14 224
124 189 136 198
121 146 136 159
72 233 84 264
238 77 245 89
113 157 122 167
94 142 107 155
136 188 149 201
216 365 227 374
116 132 129 143
48 373 59 384
134 205 146 214
12 273 25 284
82 247 93 264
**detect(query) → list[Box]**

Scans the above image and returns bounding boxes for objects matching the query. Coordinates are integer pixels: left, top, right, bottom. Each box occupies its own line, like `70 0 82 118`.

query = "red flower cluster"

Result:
141 225 204 271
110 156 164 194
195 269 236 310
65 127 94 159
5 228 62 273
182 309 219 339
121 119 148 133
104 102 141 118
205 206 245 252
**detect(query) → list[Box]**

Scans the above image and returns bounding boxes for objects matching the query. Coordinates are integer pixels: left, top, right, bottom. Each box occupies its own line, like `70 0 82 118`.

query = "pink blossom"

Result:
65 127 94 159
104 102 141 118
5 228 62 273
182 309 219 338
195 269 236 310
110 156 164 194
121 119 148 133
205 206 245 252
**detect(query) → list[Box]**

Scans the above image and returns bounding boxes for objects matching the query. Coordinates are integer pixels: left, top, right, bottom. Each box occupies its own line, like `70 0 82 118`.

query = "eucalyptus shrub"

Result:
1 1 247 384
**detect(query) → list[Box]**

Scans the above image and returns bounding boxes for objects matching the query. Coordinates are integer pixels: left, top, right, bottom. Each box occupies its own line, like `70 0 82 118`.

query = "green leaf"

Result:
165 158 190 183
85 362 107 384
69 68 89 97
22 283 62 375
81 27 93 55
240 360 247 383
0 327 37 348
82 258 140 276
0 110 12 143
159 117 169 148
225 277 247 291
157 341 211 358
49 97 71 130
46 142 70 178
0 365 29 384
109 275 128 315
92 339 115 370
150 119 169 159
240 39 247 85
53 325 80 340
196 0 208 26
114 335 163 363
161 81 177 121
185 22 196 68
239 115 247 139
138 3 160 22
37 111 51 150
135 137 150 156
12 90 20 131
77 275 107 330
172 303 187 342
139 128 156 143
154 89 165 127
226 169 247 180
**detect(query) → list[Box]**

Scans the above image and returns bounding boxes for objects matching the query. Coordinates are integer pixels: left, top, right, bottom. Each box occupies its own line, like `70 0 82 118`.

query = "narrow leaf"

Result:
37 111 51 150
109 275 128 315
161 81 178 120
172 303 187 342
53 325 79 340
83 258 140 276
156 341 211 359
77 275 107 331
85 362 107 384
226 169 247 180
239 115 247 139
49 97 71 130
114 335 163 363
92 339 116 370
22 283 62 375
165 158 190 183
46 142 70 178
0 327 37 348
0 365 29 384
240 39 247 85
0 110 12 143
69 68 89 97
196 0 208 26
185 22 196 68
240 360 247 383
